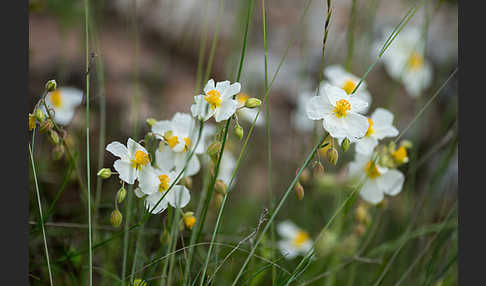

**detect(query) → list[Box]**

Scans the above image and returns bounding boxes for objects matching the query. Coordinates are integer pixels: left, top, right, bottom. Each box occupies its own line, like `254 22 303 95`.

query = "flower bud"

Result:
29 114 36 131
312 161 324 177
97 168 112 179
297 168 311 185
327 147 339 165
183 212 196 230
215 179 227 195
341 138 350 152
110 209 123 228
244 98 262 108
39 119 53 133
234 123 244 140
45 79 57 92
48 130 60 145
181 176 193 189
294 182 304 200
52 144 65 160
355 204 369 225
207 141 222 158
34 108 45 122
146 118 157 127
214 193 224 208
133 278 147 286
117 187 127 203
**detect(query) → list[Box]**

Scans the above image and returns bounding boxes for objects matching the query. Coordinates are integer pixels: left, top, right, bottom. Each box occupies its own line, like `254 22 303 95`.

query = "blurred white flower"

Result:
354 108 399 155
42 87 83 125
306 84 369 139
292 91 315 132
378 27 433 97
323 65 372 111
277 220 312 259
348 153 405 204
217 151 236 186
191 79 241 122
235 93 264 126
106 138 150 184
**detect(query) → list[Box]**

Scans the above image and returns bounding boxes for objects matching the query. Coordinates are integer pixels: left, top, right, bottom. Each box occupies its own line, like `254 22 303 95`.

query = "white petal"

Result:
277 220 298 240
174 153 200 177
322 115 347 138
203 79 215 94
215 80 230 93
113 160 137 184
106 141 130 160
374 125 399 140
278 240 299 259
152 120 172 139
306 95 333 120
342 113 369 139
134 187 145 198
378 170 405 196
348 97 369 114
372 108 394 125
359 179 384 204
165 185 191 208
58 88 83 108
138 166 160 195
145 192 169 214
355 137 378 155
191 95 215 121
322 83 349 106
214 99 238 122
222 82 241 99
51 108 76 125
155 146 176 172
127 138 147 157
172 112 194 136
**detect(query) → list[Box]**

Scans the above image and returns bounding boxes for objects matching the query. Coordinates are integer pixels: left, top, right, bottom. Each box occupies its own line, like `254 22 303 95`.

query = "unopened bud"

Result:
117 187 127 203
313 161 325 177
400 140 413 149
207 141 222 158
355 204 369 224
45 80 57 92
234 123 244 140
34 108 45 122
133 278 147 286
29 114 36 131
341 138 350 152
48 130 60 145
110 209 123 228
215 179 227 195
181 176 193 189
39 119 53 133
52 144 65 160
297 168 311 185
183 212 196 230
244 98 262 108
294 182 304 200
214 193 224 208
327 147 339 165
146 118 157 127
97 168 112 179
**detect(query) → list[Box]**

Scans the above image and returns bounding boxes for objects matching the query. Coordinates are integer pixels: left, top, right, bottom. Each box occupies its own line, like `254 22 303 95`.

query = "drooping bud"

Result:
207 141 222 158
355 204 370 225
183 212 196 230
244 98 262 108
133 278 147 286
234 123 244 140
297 168 311 185
35 108 45 122
327 147 339 165
29 114 36 131
117 187 127 203
146 118 157 127
215 179 227 195
39 119 53 133
110 209 123 228
341 138 350 152
97 168 112 179
45 79 57 92
294 182 304 200
52 144 65 160
48 130 60 145
181 176 193 189
214 193 224 208
312 161 324 177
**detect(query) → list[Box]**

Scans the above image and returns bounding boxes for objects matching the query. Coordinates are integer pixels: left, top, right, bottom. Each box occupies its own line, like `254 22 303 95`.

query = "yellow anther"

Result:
131 150 150 170
365 118 375 137
237 93 249 105
408 51 424 70
342 79 357 95
333 99 351 118
158 174 170 192
364 161 380 179
184 137 191 152
183 213 196 230
205 89 222 110
393 146 409 164
29 114 36 131
50 90 62 108
164 131 179 149
292 230 310 248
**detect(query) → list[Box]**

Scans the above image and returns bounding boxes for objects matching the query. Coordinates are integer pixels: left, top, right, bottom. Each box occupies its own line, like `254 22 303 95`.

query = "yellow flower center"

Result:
184 137 191 152
365 118 375 137
237 93 249 105
50 90 63 108
164 131 179 149
184 215 196 230
131 150 150 170
205 89 222 110
364 161 381 179
393 146 408 164
292 230 310 248
333 99 351 118
158 174 170 193
342 79 357 95
29 114 36 131
408 51 424 70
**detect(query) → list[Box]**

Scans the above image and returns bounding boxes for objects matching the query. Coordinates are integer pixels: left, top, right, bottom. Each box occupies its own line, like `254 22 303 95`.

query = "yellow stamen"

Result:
205 89 222 110
392 146 409 164
364 161 380 179
365 118 375 137
158 174 170 193
184 137 191 152
342 79 357 95
50 90 62 108
333 99 351 118
237 93 249 105
29 114 36 131
408 51 424 70
131 150 150 170
292 230 310 248
164 131 179 149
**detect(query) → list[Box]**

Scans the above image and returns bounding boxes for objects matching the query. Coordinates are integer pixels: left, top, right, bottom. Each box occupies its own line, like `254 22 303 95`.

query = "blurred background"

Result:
29 0 458 285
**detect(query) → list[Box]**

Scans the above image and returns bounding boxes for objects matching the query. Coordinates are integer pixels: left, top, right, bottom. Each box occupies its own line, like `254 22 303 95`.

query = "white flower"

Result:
292 91 315 132
191 79 241 122
348 153 405 204
323 65 372 111
138 149 190 214
217 151 237 186
277 220 312 259
235 93 265 126
42 87 83 125
106 138 151 184
155 144 200 177
306 83 369 139
378 27 433 97
354 108 399 155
